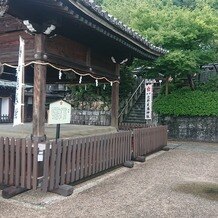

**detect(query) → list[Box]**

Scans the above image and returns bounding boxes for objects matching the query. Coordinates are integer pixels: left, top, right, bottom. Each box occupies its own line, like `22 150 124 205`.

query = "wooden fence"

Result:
0 115 12 123
133 126 168 159
41 131 132 192
0 138 38 189
0 126 167 193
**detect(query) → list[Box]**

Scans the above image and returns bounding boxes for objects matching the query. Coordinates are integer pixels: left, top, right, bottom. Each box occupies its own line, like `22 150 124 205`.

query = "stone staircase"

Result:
123 91 146 123
120 84 161 124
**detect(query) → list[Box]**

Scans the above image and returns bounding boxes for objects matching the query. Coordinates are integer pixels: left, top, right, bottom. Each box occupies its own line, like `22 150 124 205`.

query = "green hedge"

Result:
153 90 218 116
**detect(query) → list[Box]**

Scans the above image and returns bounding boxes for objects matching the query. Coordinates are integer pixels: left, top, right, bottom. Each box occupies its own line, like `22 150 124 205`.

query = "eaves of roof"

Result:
55 0 168 58
5 0 168 59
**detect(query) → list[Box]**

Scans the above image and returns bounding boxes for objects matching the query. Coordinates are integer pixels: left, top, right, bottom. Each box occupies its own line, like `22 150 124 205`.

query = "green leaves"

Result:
154 90 218 116
98 0 218 88
155 50 198 77
94 0 218 117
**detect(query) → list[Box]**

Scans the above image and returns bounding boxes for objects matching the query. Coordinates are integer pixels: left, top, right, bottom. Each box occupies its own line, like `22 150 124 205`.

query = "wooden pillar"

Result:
32 34 47 141
111 63 120 129
8 96 13 121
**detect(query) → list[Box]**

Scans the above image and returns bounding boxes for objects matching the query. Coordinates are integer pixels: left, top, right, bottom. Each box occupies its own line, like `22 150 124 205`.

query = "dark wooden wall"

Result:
0 14 35 65
46 36 88 65
46 35 115 75
91 51 115 73
0 14 116 81
0 31 34 65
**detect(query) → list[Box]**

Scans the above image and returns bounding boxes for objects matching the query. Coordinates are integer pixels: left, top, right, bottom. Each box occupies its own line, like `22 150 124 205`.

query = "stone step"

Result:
127 116 145 121
123 86 161 123
127 110 145 115
131 107 145 110
136 101 145 105
123 119 146 124
128 112 145 117
126 113 145 117
130 109 145 112
124 116 145 121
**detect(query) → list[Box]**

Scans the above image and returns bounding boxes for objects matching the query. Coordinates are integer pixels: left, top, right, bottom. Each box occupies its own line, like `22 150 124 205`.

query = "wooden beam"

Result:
46 53 118 81
111 63 120 129
86 48 91 66
32 34 47 141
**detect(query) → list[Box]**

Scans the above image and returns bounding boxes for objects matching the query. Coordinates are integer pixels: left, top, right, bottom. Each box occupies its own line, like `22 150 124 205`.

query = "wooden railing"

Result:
0 138 38 190
41 131 132 192
133 126 168 158
0 115 12 123
0 126 168 193
118 79 145 123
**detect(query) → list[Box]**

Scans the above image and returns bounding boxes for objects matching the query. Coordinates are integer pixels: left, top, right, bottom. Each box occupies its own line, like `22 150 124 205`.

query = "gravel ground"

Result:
0 123 116 139
0 142 217 218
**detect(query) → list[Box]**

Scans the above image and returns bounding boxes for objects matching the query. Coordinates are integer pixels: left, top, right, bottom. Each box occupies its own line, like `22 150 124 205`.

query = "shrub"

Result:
154 90 218 116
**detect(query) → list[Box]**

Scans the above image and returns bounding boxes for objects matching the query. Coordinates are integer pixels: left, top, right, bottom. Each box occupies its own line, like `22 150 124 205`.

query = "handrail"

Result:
118 79 145 121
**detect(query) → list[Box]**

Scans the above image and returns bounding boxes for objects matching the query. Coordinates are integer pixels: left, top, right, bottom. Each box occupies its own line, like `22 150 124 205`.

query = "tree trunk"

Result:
165 77 169 95
187 74 195 90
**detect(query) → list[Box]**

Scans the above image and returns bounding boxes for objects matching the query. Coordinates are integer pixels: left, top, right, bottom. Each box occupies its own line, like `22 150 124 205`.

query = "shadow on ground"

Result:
174 182 218 201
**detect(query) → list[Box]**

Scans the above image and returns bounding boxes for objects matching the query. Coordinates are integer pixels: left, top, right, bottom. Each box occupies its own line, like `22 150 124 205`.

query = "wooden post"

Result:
32 34 46 141
56 124 61 142
111 63 120 129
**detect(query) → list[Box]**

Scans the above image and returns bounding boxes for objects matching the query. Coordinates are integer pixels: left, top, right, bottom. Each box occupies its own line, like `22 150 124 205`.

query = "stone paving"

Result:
0 141 217 218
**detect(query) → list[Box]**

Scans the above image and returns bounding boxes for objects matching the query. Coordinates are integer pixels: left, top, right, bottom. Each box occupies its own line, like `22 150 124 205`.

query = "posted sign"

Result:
48 100 71 124
13 36 25 126
145 84 153 120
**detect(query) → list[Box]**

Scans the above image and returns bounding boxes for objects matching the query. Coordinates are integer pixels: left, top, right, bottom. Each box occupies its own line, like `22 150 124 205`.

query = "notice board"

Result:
48 100 71 124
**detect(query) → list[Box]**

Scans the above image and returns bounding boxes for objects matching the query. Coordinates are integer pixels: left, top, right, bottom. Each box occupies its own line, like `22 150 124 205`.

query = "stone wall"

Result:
159 116 218 142
71 109 111 126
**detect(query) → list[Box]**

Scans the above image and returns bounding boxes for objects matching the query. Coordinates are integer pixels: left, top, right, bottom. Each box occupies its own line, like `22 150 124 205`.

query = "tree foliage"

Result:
67 66 137 110
96 0 218 90
92 0 218 116
71 0 218 112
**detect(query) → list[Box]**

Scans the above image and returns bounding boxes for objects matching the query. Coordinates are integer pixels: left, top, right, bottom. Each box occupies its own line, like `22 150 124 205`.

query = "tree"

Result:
97 0 218 92
94 0 104 5
134 1 217 91
95 0 144 25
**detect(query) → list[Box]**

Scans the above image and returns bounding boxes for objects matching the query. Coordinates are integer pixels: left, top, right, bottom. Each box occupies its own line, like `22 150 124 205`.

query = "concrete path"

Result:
0 142 218 218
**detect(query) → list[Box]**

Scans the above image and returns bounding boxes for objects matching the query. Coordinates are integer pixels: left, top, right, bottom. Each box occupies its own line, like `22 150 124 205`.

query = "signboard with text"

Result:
13 36 25 126
145 84 153 120
48 100 71 124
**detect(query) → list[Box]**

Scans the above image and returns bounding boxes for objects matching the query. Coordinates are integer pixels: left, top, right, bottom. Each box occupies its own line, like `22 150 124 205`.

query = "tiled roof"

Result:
79 0 168 54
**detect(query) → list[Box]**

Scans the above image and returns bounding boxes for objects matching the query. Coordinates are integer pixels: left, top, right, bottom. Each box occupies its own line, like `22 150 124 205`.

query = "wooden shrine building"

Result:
0 0 167 141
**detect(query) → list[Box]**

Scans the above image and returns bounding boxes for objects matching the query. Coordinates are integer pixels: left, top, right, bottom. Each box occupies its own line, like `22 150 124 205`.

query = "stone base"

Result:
134 156 146 162
52 185 74 197
123 161 134 168
2 186 28 199
162 146 170 151
31 134 47 142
